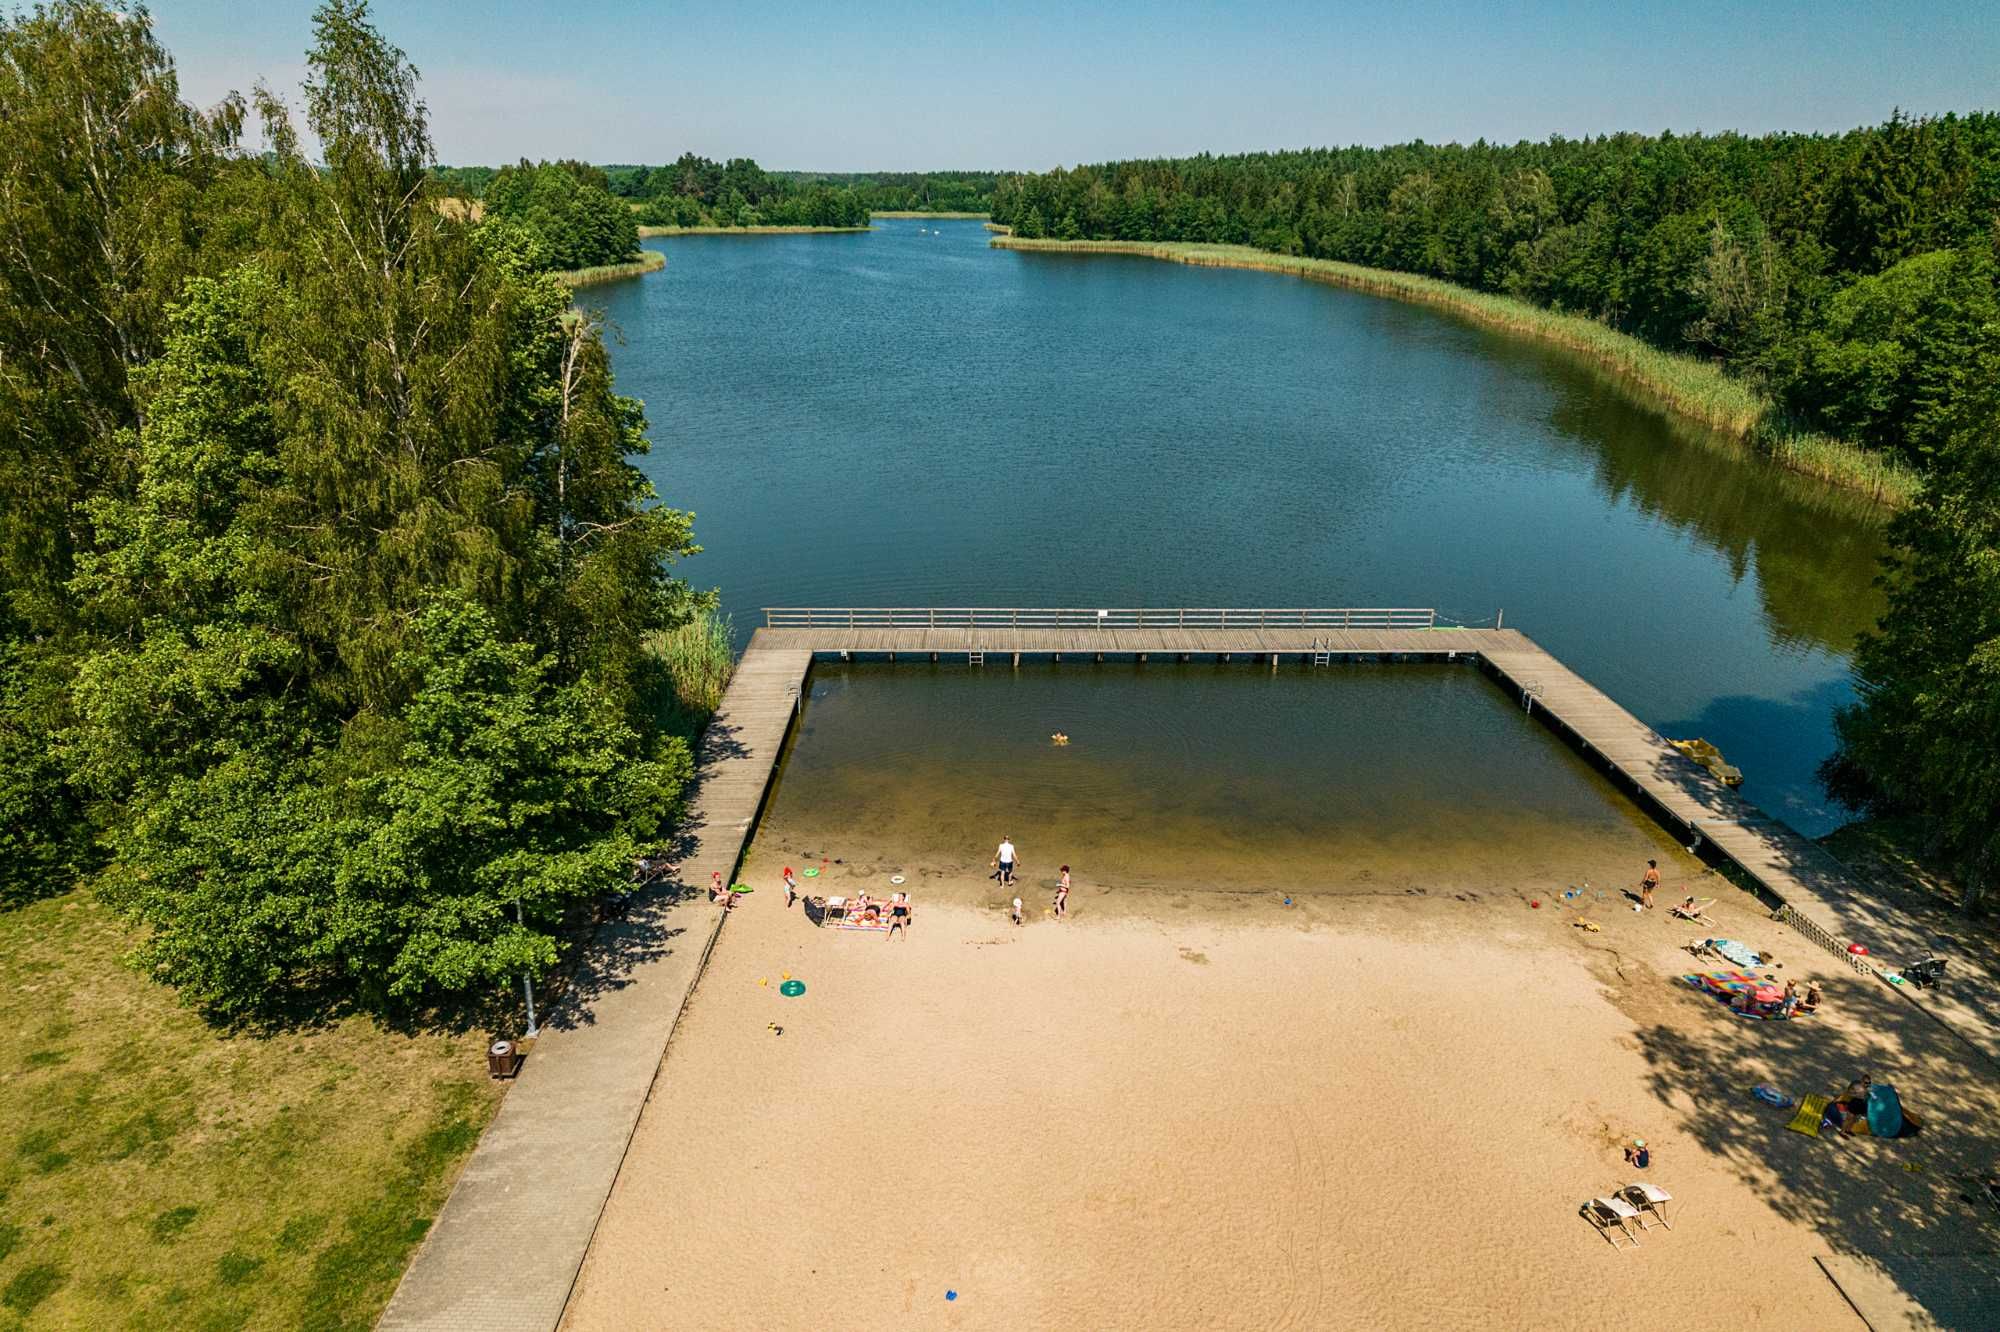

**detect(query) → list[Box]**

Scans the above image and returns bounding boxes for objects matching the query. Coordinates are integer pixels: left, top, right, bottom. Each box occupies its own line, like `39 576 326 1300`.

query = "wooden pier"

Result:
750 606 1884 970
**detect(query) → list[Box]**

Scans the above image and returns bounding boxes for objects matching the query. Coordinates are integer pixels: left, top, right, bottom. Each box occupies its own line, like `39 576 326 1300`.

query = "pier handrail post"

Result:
1497 608 1504 630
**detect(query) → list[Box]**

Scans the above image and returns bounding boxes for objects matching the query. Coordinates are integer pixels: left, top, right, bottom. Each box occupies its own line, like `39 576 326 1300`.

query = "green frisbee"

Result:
779 979 805 997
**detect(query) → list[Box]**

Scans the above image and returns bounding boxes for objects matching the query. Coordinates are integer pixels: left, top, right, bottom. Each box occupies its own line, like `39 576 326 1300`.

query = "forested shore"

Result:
992 236 1916 501
0 1 721 1018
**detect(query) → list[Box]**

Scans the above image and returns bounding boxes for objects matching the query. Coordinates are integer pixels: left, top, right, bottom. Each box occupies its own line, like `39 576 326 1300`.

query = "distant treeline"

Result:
434 157 1000 229
991 115 2000 476
482 159 639 270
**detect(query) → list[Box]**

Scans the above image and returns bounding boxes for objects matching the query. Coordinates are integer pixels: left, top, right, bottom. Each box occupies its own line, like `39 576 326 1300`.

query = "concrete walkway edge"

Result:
377 649 812 1332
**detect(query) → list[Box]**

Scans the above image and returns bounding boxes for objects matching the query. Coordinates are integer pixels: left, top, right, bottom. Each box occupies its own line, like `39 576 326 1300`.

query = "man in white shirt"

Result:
996 837 1017 885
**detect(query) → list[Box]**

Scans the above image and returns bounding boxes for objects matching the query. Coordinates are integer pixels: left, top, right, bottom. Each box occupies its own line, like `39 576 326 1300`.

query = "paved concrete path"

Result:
377 649 811 1332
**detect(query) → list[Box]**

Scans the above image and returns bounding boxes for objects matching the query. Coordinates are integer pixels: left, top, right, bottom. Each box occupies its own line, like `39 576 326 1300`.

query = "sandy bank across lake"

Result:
561 869 2000 1330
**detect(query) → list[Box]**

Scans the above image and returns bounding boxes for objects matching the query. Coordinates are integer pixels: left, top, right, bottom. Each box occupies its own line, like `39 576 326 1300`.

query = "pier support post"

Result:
1095 652 1103 663
1138 653 1147 663
840 650 849 662
930 652 938 662
1270 653 1278 669
1012 652 1020 668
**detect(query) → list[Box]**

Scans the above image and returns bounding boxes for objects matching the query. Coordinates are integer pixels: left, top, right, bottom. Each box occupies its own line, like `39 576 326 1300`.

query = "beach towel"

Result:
1702 938 1763 969
1786 1093 1831 1137
1680 971 1796 1019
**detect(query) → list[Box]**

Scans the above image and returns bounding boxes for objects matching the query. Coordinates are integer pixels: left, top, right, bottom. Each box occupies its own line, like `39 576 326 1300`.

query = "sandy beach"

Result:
562 861 2000 1330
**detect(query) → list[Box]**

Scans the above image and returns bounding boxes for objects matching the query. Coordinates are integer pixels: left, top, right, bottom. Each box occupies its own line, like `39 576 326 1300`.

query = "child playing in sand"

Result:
1624 1139 1650 1170
783 866 798 908
1011 897 1023 926
1054 866 1070 919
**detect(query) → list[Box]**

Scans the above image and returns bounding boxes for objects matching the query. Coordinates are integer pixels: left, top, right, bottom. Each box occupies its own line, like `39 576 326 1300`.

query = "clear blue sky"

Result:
155 0 1997 171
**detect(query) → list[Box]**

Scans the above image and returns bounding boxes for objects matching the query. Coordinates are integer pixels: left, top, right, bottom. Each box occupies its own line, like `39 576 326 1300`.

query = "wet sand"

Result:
561 861 2000 1330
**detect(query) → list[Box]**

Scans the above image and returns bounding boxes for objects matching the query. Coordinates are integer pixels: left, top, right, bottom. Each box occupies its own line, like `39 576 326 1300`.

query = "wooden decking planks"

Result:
378 650 810 1332
749 625 1504 656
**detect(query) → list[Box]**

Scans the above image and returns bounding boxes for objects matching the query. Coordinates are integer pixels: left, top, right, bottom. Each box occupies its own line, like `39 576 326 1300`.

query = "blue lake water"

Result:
592 218 1885 840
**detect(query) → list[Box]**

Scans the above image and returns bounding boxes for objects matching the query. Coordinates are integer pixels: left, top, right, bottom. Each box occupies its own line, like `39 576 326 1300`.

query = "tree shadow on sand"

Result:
1628 955 2000 1325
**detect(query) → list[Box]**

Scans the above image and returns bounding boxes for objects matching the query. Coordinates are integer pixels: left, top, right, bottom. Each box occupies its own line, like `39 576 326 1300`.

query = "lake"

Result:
591 218 1886 841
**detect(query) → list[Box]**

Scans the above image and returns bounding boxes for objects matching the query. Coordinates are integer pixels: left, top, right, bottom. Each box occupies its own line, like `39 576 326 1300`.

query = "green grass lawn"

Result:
0 891 503 1330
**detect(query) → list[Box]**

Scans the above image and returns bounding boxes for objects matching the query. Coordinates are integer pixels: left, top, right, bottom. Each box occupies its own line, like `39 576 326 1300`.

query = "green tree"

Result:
1826 350 2000 909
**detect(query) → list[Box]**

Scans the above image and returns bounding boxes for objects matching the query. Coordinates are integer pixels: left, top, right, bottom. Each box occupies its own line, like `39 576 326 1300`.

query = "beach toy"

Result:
1283 896 1293 906
1529 900 1540 909
1847 943 1869 955
945 1291 957 1302
1632 904 1643 912
803 868 820 877
781 971 791 981
758 977 768 986
732 883 753 893
890 875 905 885
1754 1085 1794 1108
780 979 805 997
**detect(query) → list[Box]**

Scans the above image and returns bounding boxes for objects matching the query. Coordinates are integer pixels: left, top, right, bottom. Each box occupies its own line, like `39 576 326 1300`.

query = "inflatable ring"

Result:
890 875 906 885
803 868 820 877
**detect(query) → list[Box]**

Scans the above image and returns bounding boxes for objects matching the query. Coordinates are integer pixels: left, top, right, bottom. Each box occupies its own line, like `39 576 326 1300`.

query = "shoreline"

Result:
870 209 990 219
552 249 666 287
636 223 874 237
989 236 1915 506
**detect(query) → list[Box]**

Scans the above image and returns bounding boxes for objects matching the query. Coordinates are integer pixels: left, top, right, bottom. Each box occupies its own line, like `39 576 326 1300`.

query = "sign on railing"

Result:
762 607 1439 630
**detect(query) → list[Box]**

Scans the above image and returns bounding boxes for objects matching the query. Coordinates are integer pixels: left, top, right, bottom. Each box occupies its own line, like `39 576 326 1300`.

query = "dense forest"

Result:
0 1 710 1017
482 158 640 269
436 158 1001 227
994 126 2000 904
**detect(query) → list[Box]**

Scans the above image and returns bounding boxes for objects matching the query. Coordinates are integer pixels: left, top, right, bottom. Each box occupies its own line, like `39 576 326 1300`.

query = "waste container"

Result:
487 1040 522 1079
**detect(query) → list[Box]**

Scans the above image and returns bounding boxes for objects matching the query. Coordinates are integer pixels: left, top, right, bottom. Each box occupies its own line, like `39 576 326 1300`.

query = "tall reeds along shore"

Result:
648 608 736 742
636 224 874 237
554 249 666 287
992 237 1917 506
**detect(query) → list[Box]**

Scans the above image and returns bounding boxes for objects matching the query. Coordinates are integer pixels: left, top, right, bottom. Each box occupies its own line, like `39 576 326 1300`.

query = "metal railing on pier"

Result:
761 606 1439 630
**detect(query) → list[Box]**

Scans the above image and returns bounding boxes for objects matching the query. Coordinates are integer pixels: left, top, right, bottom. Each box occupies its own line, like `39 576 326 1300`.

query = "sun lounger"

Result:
1618 1182 1674 1230
1671 899 1716 922
1785 1093 1832 1137
1582 1196 1643 1249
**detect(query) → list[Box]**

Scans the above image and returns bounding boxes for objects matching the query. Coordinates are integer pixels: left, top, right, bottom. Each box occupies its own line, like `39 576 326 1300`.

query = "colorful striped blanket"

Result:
1680 971 1801 1020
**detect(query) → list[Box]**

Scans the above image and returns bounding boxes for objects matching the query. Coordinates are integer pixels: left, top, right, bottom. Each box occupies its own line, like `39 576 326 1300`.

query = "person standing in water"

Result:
1640 859 1660 910
1054 865 1071 919
996 836 1017 886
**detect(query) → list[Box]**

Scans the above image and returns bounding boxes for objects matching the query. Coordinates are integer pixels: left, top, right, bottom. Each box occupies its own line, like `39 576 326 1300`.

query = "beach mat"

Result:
1680 972 1803 1020
1787 1093 1831 1137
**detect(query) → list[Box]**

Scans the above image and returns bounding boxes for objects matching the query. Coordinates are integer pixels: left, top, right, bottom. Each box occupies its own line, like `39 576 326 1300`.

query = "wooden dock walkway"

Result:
378 649 811 1332
381 606 1993 1332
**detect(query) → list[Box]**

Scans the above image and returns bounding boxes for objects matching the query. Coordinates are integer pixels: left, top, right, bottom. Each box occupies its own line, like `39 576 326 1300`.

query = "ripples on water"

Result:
592 219 1888 837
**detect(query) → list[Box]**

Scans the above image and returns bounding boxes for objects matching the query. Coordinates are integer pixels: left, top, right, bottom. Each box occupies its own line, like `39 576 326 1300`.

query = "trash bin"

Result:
487 1040 522 1079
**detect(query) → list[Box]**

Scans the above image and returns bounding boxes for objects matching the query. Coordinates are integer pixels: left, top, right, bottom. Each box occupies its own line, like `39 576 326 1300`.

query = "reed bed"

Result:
554 250 666 287
649 608 737 738
636 224 874 237
993 238 1917 505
